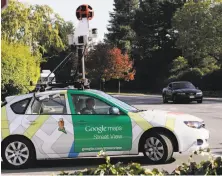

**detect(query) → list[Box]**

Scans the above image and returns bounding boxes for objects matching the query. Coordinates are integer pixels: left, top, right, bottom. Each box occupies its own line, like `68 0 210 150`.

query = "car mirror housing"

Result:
109 107 120 115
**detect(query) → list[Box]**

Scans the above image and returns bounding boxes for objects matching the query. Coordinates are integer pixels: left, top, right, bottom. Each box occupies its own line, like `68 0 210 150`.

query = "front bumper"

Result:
178 128 209 153
175 94 203 101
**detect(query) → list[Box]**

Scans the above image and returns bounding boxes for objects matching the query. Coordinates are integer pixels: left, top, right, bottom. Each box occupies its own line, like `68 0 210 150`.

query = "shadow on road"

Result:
1 156 176 174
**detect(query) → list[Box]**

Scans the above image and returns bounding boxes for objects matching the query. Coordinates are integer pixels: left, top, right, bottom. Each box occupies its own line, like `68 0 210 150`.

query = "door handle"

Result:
28 120 36 125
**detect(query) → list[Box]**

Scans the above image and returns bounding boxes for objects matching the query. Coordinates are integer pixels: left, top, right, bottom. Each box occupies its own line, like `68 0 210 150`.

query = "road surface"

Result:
2 94 222 175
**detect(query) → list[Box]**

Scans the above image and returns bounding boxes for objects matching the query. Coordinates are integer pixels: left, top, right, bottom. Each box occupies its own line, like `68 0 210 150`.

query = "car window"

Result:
11 98 31 114
87 90 138 112
172 82 195 89
31 94 67 114
71 95 115 115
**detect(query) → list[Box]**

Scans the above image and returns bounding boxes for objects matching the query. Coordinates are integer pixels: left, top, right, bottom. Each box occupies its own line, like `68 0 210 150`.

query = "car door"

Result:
24 91 74 157
67 91 132 154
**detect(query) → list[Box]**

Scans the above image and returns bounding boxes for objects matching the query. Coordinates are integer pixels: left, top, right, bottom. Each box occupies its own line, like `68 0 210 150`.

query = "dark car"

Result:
162 81 203 103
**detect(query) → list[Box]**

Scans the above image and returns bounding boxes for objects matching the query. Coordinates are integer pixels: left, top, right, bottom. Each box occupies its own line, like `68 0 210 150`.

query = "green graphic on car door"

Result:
67 91 132 153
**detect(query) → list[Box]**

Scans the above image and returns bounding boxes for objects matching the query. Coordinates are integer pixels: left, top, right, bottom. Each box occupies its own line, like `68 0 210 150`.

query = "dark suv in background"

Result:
162 81 203 103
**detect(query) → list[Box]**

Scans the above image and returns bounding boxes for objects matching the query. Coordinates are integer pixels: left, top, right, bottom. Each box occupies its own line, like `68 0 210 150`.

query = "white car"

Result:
1 89 209 169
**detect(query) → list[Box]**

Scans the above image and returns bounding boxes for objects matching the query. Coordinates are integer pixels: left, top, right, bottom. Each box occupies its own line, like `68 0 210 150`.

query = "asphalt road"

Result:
2 94 222 175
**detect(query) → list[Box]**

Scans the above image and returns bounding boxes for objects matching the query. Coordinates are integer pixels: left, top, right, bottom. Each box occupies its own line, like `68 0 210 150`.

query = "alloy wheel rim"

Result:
5 141 29 166
144 137 164 161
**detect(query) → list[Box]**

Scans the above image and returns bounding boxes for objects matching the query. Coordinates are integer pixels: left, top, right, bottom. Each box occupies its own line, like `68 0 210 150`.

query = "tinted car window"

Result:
172 82 195 89
11 98 31 114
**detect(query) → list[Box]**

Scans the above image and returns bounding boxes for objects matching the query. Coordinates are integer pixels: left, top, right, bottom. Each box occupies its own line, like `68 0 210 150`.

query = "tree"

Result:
172 0 222 74
1 0 75 98
85 43 111 89
105 47 135 93
131 0 184 91
106 0 139 55
1 39 41 99
86 43 135 92
1 0 74 57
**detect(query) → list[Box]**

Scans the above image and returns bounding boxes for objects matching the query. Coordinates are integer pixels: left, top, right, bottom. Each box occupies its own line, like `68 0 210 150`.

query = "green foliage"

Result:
172 0 222 68
1 39 41 97
1 0 75 98
59 149 222 175
1 0 74 56
86 43 112 83
169 56 189 79
133 0 184 59
106 0 138 54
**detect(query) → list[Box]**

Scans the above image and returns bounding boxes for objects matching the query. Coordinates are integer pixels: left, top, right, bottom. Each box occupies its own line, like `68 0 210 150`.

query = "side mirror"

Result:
196 87 199 90
109 107 120 115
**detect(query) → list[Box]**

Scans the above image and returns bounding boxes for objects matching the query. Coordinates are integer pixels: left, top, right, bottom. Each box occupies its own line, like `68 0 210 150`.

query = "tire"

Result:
141 133 173 164
163 94 168 103
172 95 177 104
2 137 36 169
197 99 202 103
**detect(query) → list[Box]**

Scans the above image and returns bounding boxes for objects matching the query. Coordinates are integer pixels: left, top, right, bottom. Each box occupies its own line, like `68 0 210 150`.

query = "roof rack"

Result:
31 79 90 93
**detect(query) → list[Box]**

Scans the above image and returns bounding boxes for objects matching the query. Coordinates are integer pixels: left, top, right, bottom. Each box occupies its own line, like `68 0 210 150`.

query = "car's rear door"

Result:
23 91 74 157
67 90 132 155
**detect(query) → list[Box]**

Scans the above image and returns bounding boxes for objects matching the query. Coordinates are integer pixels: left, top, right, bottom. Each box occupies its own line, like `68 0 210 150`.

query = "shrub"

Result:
58 149 222 175
1 40 41 99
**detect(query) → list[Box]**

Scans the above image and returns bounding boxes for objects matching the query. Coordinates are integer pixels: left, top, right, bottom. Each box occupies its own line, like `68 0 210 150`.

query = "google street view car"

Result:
1 86 209 169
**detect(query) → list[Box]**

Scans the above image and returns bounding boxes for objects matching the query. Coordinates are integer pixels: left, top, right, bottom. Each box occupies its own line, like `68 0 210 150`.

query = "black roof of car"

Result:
171 81 192 84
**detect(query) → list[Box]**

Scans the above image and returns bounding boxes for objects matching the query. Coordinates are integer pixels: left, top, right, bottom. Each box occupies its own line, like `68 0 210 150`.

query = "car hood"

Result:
173 89 201 93
133 109 203 122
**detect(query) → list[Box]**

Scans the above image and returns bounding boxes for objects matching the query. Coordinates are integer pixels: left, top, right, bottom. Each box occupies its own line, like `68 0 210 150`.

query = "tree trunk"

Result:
99 79 102 90
118 80 121 93
103 81 105 91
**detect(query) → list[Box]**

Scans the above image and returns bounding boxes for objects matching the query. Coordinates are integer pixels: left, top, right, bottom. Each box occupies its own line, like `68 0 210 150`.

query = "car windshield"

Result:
88 90 139 112
172 82 195 89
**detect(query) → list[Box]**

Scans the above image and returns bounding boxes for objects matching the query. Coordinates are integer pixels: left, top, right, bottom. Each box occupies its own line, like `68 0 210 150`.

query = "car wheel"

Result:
142 133 173 164
163 94 168 103
172 95 177 104
2 137 36 169
197 99 203 103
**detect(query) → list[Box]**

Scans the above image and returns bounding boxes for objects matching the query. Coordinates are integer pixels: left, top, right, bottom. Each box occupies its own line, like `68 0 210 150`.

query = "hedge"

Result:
58 149 222 175
1 40 41 100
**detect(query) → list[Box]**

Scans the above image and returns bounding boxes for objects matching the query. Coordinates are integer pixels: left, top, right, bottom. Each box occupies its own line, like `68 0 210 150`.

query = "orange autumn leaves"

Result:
86 43 135 82
103 47 135 81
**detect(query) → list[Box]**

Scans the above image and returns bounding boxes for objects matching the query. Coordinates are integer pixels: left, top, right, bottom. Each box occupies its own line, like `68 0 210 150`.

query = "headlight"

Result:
196 92 203 95
184 121 205 129
177 92 185 95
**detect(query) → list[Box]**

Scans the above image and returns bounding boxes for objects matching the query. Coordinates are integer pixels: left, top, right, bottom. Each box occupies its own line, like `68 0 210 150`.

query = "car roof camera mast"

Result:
32 4 96 93
34 49 90 92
